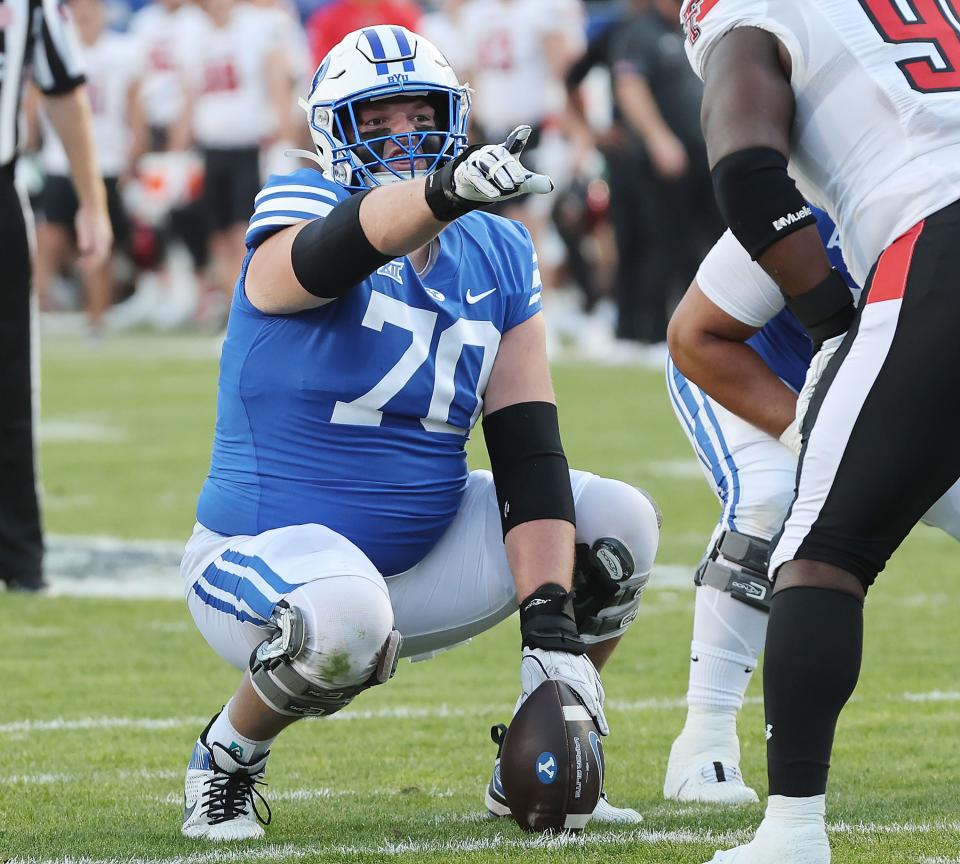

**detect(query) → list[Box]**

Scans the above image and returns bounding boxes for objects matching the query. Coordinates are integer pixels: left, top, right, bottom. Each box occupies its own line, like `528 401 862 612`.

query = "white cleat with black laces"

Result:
483 723 642 824
181 732 271 841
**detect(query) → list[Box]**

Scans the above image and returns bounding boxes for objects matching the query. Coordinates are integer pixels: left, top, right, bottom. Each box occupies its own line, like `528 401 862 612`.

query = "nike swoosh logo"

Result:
465 287 496 304
183 799 198 822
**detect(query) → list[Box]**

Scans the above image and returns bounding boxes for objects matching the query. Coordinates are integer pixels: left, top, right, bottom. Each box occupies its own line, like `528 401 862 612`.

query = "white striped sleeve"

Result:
32 0 86 94
245 182 340 249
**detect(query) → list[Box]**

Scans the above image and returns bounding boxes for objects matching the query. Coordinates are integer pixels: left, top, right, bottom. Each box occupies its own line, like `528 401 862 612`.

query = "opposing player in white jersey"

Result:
178 26 660 840
33 0 146 334
459 0 586 293
663 206 960 807
680 1 960 861
128 0 206 149
177 0 295 306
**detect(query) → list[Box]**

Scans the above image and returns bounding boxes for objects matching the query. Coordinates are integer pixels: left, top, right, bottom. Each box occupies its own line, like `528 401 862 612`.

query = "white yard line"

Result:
2 689 956 738
9 821 960 864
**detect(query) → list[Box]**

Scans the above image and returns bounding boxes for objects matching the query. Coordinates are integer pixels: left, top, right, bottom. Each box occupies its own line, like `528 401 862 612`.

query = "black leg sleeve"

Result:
764 586 863 797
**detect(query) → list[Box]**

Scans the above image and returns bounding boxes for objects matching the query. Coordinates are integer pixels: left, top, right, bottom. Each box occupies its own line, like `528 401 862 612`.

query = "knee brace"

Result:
249 576 401 717
573 538 650 642
695 530 772 612
570 481 661 643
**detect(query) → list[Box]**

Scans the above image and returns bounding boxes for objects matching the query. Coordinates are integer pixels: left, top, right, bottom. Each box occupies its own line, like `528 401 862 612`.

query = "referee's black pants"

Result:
0 164 43 588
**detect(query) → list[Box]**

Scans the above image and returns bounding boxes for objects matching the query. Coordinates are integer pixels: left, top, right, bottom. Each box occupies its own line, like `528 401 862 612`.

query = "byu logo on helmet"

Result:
536 752 558 784
301 25 471 192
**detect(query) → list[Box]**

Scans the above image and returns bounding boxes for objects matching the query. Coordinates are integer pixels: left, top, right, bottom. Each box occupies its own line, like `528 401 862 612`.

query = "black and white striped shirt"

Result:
0 0 85 166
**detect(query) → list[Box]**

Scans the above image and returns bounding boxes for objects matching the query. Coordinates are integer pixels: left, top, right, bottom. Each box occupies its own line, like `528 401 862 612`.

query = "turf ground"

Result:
2 332 958 864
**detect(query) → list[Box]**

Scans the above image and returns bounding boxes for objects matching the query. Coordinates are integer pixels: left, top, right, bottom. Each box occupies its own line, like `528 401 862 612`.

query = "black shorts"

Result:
201 146 260 233
41 174 130 249
771 198 960 588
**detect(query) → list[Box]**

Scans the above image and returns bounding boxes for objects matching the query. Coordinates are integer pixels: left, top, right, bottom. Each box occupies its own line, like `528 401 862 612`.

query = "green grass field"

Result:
2 332 958 864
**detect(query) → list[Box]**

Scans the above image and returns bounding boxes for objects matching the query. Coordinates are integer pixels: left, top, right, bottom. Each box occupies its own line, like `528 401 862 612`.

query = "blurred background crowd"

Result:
20 0 723 365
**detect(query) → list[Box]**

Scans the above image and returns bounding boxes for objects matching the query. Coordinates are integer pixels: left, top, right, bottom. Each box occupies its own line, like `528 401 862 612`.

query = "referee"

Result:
1 0 111 591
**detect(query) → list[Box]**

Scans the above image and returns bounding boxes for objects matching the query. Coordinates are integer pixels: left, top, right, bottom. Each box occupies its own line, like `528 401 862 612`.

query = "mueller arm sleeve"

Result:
711 146 816 260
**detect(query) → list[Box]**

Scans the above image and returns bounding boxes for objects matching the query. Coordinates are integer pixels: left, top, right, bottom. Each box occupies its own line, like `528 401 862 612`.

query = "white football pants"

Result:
181 469 661 688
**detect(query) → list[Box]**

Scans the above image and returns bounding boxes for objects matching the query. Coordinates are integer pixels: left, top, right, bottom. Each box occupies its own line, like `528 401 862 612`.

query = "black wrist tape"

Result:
519 582 587 654
482 401 576 538
290 189 392 298
785 268 855 350
424 145 483 222
712 147 816 260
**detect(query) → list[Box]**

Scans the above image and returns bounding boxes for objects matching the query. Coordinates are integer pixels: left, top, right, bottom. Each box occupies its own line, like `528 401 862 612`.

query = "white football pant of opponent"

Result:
663 229 960 806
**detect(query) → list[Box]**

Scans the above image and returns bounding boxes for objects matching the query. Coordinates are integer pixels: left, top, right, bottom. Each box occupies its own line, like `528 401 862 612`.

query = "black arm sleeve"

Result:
290 189 393 299
482 401 576 537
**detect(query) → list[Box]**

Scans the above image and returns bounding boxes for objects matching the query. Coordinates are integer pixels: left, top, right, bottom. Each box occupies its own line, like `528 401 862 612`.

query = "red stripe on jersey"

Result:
866 220 925 304
697 0 722 18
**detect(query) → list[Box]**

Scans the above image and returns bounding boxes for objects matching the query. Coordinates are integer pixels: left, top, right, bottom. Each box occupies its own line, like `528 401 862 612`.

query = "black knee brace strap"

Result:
482 401 575 537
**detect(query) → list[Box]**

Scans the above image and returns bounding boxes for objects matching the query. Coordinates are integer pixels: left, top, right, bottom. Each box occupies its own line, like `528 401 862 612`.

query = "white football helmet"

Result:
301 26 471 191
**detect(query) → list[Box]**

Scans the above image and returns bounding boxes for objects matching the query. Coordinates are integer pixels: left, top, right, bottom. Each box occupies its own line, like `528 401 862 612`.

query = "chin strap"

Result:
283 148 326 169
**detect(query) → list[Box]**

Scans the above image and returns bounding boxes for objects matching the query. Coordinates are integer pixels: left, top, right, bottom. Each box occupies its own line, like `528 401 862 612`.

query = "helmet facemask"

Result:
302 26 471 192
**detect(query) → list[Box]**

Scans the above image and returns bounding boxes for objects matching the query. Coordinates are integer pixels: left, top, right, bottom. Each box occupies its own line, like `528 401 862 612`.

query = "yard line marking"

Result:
0 770 180 785
10 821 960 864
829 821 960 834
3 688 955 736
903 691 960 702
40 419 127 444
5 828 756 864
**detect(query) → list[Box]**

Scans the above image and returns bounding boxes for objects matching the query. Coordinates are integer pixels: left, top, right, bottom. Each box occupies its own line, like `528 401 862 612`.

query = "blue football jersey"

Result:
196 168 543 576
745 206 859 392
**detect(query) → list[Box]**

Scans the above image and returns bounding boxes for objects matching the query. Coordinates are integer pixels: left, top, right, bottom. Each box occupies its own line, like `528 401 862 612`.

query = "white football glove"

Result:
782 332 846 455
424 125 554 220
513 647 609 736
452 126 554 203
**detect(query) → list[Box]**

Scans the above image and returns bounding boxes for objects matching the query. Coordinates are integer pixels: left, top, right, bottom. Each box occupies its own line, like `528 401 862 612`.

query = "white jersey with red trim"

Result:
180 4 286 149
461 0 585 138
41 31 143 177
681 0 960 285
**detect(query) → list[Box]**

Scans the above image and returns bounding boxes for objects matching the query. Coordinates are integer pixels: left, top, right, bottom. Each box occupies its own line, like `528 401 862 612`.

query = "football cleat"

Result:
704 816 830 863
181 730 271 841
483 723 642 824
663 730 759 805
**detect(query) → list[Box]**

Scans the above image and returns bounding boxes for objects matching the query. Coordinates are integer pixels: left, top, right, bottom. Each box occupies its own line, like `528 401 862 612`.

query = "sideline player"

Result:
662 207 960 805
680 0 960 860
178 26 660 840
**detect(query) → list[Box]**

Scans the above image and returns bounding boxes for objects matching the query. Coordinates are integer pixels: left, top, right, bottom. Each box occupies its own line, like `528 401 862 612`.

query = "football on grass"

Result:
499 679 604 832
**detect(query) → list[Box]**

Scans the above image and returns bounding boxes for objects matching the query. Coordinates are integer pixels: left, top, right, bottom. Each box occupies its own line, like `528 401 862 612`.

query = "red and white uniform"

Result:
461 0 585 139
41 31 143 178
681 0 960 286
179 3 285 148
129 1 206 131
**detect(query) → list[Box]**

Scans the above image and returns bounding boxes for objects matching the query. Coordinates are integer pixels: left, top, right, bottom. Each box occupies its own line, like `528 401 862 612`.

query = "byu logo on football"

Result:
536 752 557 784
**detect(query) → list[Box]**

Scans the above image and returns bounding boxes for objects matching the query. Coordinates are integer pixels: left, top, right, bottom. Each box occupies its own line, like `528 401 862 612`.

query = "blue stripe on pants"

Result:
219 549 298 593
667 359 740 530
198 561 278 620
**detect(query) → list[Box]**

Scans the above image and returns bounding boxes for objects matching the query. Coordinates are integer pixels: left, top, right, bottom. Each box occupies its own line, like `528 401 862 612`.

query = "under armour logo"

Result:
765 723 773 741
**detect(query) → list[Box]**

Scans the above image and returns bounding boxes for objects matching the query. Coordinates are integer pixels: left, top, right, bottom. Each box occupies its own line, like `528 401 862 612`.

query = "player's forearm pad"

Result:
291 189 393 298
712 146 816 260
482 401 576 538
785 268 855 350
